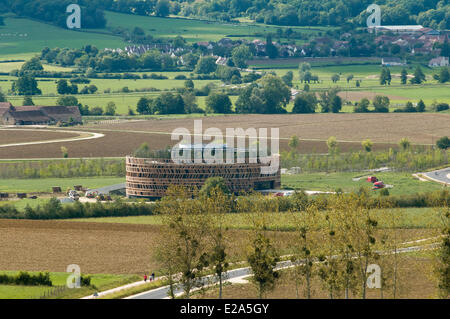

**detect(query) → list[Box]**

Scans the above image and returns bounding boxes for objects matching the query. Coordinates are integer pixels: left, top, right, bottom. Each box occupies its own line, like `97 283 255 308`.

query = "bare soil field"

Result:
0 219 434 276
0 129 79 145
0 113 447 158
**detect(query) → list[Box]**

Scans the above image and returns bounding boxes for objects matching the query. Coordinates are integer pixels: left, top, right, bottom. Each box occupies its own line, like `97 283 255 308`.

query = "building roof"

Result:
374 25 424 31
0 102 13 117
5 110 51 123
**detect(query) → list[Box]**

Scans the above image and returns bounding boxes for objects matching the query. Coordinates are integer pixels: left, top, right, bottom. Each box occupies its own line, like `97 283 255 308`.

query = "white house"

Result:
428 56 449 67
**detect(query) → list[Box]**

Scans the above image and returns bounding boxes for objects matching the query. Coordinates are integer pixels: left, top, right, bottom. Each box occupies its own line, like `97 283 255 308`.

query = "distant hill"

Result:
1 0 448 30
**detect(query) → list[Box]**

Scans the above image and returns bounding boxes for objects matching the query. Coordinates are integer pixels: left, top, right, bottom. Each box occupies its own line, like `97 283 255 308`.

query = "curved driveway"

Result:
423 167 450 185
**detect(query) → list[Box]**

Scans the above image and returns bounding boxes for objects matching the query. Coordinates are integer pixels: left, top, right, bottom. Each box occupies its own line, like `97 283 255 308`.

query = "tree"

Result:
61 146 68 158
23 96 34 106
57 80 70 95
194 56 217 74
205 92 232 114
290 204 319 298
436 136 450 150
21 57 43 72
104 102 116 116
292 93 317 114
410 66 426 84
157 186 210 298
361 139 373 152
281 71 294 87
327 136 338 154
12 74 41 95
416 100 426 112
380 68 391 85
235 75 290 114
372 95 390 113
184 79 194 91
288 135 299 150
202 186 232 299
231 45 252 69
57 96 79 107
346 74 354 83
136 97 151 115
0 89 6 102
331 74 340 83
199 177 230 197
435 207 450 298
400 69 408 85
399 138 411 151
155 0 170 17
265 34 278 59
354 98 370 113
436 67 450 83
153 92 185 114
319 88 341 113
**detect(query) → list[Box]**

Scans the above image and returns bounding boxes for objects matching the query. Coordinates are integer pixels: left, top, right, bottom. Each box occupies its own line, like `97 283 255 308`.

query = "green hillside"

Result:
0 16 125 57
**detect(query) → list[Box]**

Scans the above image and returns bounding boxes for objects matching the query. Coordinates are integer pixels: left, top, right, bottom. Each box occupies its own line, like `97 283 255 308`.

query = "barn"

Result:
1 105 82 125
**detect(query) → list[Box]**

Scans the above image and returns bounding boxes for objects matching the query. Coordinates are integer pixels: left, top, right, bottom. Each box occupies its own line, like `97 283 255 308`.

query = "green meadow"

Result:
0 271 139 299
281 172 445 196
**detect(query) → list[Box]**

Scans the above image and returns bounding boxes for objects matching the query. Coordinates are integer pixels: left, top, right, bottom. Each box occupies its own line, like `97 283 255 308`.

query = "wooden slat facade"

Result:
126 156 281 198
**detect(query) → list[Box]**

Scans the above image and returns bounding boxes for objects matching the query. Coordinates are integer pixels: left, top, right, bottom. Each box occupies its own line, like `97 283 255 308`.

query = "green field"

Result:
0 271 139 299
282 172 445 196
104 11 331 42
0 11 332 58
67 207 441 230
0 16 125 57
0 177 125 193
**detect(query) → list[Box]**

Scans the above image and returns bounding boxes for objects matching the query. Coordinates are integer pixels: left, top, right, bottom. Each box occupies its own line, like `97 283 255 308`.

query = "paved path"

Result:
422 167 450 185
0 128 104 148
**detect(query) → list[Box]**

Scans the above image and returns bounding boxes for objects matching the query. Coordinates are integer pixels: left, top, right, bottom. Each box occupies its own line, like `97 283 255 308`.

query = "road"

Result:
126 244 436 299
423 167 450 185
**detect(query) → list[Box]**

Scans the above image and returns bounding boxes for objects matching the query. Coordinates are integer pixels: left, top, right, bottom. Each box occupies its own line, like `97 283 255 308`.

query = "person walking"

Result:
144 274 148 282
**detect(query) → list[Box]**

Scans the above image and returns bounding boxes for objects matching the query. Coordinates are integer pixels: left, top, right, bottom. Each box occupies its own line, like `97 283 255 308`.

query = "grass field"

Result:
0 11 331 58
66 207 442 230
282 172 446 196
0 271 139 299
0 16 125 57
0 177 125 193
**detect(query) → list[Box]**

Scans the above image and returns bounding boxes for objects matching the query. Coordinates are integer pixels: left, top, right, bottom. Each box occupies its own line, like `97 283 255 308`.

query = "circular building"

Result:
126 155 281 199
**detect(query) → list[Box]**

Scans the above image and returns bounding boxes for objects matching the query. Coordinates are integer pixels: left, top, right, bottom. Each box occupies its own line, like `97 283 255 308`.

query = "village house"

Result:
429 56 449 67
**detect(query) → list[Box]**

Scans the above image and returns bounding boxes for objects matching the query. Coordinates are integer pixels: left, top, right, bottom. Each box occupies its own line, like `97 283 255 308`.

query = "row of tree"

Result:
155 183 449 299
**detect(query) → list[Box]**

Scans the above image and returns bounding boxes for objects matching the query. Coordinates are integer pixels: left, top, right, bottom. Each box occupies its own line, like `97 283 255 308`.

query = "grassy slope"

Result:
0 17 125 56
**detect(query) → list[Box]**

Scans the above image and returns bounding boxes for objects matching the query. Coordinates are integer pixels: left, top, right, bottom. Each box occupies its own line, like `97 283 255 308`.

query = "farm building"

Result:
1 105 82 125
126 145 281 198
